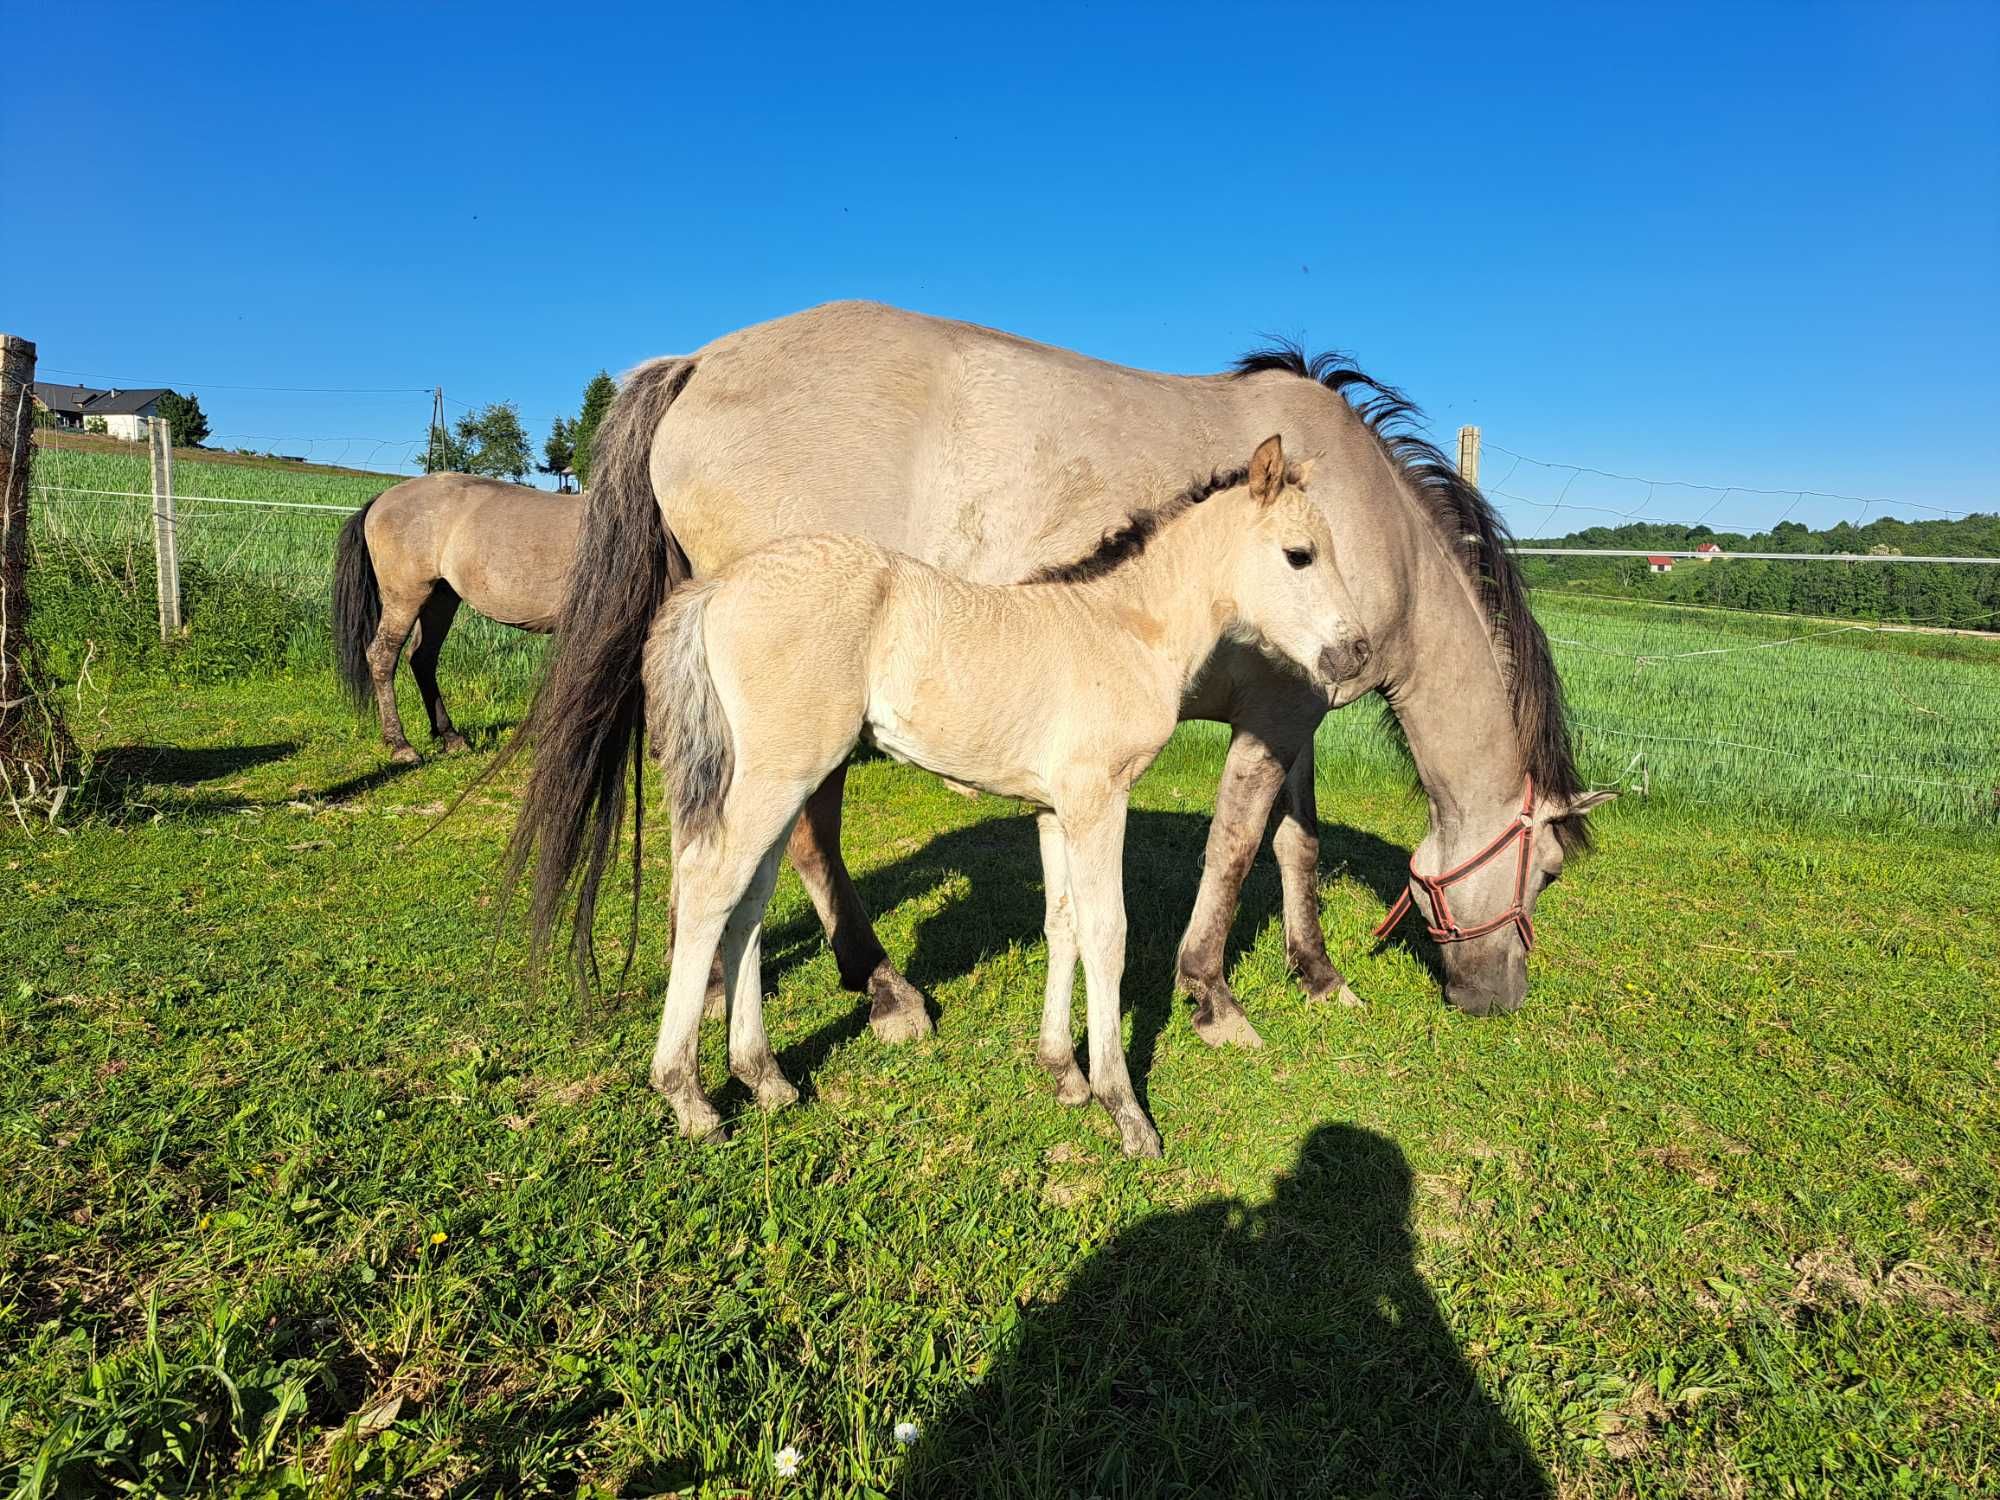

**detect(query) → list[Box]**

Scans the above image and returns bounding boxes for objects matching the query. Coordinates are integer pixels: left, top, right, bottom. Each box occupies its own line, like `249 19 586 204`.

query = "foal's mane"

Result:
1023 460 1301 586
1232 342 1589 846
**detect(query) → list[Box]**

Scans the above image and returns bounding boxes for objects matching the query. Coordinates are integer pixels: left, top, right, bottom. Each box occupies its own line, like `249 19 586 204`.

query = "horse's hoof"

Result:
1115 1112 1164 1159
1190 1004 1264 1049
673 1103 725 1142
437 733 471 755
388 745 421 766
1335 983 1367 1009
867 966 933 1043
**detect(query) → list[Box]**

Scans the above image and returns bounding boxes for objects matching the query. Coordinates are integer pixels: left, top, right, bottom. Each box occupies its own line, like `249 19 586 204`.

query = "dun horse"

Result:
510 303 1612 1041
649 437 1369 1156
332 474 579 763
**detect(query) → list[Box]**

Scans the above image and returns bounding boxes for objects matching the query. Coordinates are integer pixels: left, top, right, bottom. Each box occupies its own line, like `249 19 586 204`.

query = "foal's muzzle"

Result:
1318 636 1372 687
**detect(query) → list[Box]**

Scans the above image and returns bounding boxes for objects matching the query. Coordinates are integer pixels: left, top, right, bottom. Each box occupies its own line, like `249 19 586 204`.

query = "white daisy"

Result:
773 1445 802 1479
893 1420 921 1445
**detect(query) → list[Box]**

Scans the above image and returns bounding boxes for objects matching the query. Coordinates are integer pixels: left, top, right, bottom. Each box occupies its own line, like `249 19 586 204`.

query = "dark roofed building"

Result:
31 382 173 440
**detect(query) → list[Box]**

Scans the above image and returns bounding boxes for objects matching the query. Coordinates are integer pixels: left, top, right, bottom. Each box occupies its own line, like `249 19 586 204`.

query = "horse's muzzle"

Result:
1318 637 1372 687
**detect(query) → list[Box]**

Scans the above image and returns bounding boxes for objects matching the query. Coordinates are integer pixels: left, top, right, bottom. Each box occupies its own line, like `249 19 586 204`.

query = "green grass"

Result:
3 670 1997 1497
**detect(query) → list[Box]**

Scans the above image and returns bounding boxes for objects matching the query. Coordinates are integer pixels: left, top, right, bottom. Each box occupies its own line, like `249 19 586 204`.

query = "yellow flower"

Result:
430 1231 448 1245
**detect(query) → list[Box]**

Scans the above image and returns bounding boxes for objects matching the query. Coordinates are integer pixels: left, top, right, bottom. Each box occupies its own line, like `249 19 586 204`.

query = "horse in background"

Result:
332 474 579 763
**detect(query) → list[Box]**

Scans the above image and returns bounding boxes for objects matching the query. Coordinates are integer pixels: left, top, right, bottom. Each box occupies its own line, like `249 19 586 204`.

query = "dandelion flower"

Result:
894 1420 921 1445
430 1231 448 1245
773 1445 802 1478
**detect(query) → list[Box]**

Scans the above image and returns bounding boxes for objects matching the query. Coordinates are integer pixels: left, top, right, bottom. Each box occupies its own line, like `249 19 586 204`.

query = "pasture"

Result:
3 444 1998 1496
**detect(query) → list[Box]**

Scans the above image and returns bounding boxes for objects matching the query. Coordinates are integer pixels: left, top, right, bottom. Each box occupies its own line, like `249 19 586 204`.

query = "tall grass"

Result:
24 441 2000 828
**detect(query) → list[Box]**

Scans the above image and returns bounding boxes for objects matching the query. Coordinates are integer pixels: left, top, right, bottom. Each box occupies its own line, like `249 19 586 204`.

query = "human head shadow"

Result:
898 1123 1552 1498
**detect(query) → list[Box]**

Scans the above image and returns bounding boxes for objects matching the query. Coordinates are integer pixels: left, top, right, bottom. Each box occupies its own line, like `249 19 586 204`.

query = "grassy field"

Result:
3 661 1997 1497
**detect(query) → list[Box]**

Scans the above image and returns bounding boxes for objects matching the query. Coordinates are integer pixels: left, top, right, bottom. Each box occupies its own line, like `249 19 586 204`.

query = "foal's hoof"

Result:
436 732 471 755
1334 983 1367 1009
1189 1003 1264 1050
1038 1052 1091 1107
672 1102 726 1143
867 966 933 1043
388 744 421 767
735 1065 800 1112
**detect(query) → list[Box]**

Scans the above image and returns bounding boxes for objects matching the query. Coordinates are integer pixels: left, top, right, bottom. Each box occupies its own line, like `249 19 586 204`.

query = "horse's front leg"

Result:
1274 739 1363 1008
1033 811 1089 1106
786 762 932 1043
1061 794 1162 1158
1174 726 1290 1048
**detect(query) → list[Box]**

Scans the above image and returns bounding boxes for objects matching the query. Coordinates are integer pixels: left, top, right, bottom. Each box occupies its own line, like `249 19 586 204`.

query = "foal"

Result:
646 436 1370 1156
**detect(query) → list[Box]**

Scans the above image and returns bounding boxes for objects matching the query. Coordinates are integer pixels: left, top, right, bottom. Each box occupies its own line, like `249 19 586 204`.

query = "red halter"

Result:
1373 776 1538 952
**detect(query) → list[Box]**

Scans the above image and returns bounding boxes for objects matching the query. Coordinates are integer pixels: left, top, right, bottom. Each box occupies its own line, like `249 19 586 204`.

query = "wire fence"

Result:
20 423 2000 828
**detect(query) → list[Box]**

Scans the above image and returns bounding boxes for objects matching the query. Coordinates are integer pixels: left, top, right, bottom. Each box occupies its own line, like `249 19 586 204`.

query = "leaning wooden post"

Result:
0 332 77 820
1456 425 1482 487
149 412 181 637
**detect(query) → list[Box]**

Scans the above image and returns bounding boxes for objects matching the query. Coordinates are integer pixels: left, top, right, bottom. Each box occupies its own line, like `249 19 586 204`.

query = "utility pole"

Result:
426 386 446 473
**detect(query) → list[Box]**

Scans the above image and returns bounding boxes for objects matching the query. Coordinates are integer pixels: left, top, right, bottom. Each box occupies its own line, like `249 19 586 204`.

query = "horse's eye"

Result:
1284 546 1315 569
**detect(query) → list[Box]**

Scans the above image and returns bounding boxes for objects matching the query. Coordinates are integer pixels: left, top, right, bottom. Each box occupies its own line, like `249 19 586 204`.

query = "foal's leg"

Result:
1033 811 1089 1107
365 587 427 764
1274 740 1363 1008
1061 795 1162 1158
667 812 729 1021
1174 727 1289 1048
724 828 801 1111
407 585 469 754
787 763 932 1043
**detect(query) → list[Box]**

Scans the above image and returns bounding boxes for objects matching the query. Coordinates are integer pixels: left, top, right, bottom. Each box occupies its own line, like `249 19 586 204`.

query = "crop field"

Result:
26 434 2000 828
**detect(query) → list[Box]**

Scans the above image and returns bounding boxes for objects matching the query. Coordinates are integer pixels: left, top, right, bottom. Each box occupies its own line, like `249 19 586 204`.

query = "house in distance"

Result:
31 382 171 441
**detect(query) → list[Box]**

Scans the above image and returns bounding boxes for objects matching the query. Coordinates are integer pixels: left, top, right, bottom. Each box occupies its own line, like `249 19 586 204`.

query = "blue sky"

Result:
7 1 1995 532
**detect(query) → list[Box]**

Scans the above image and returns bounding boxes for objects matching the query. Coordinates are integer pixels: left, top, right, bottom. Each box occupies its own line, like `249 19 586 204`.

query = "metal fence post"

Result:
150 414 182 637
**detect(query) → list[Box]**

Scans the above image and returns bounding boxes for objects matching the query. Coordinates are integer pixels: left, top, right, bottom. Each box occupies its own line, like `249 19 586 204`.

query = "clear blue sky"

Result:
7 1 1995 532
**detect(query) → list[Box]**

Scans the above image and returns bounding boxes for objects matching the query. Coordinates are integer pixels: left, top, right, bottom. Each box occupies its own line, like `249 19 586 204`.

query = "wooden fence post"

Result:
0 332 76 818
1456 425 1482 487
150 414 181 637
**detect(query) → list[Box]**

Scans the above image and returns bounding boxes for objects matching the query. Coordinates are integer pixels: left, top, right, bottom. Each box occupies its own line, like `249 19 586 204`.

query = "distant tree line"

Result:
1517 514 2000 630
423 371 619 491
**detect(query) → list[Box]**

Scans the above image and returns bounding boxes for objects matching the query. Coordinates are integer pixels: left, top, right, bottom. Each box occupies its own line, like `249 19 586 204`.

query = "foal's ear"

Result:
1249 434 1286 505
1568 790 1617 815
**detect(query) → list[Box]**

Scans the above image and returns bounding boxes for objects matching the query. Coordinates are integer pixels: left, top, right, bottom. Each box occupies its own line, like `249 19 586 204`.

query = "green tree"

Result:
152 390 209 448
423 421 469 474
453 402 532 481
570 371 618 489
541 415 576 490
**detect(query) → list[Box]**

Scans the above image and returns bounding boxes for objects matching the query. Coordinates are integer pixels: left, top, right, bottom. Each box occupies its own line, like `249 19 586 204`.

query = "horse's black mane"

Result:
1233 341 1589 846
1024 460 1299 586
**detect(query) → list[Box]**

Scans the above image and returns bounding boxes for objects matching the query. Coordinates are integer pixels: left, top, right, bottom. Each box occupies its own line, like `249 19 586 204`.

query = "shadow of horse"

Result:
751 806 1444 1104
898 1122 1552 1498
90 740 301 787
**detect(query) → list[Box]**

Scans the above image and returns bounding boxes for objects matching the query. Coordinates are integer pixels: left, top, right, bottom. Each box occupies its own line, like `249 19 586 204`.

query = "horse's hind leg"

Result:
1034 811 1089 1106
365 587 427 764
1275 740 1362 1008
1174 726 1284 1047
787 763 932 1043
408 585 468 754
667 813 730 1022
724 824 801 1111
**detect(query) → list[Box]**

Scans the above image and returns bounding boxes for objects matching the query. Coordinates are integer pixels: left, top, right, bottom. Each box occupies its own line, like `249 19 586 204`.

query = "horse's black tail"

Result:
501 356 699 992
332 499 382 710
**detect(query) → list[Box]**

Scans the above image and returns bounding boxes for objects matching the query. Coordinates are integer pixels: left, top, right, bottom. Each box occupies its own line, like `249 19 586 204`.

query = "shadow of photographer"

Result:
899 1122 1551 1498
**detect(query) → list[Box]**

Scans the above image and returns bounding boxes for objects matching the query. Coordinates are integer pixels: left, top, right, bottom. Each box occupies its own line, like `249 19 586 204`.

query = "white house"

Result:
32 382 172 441
1693 541 1723 562
1646 555 1674 574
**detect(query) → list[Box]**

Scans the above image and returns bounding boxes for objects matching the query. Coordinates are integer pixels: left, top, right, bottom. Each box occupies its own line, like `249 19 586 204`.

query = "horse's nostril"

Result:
1352 637 1372 663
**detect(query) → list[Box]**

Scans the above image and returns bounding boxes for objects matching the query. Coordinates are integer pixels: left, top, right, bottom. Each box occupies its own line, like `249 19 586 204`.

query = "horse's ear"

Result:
1249 434 1286 505
1568 790 1617 815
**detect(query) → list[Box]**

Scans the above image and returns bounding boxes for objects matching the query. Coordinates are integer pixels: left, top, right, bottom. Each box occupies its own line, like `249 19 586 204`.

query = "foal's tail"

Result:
331 499 381 709
502 355 700 990
646 580 732 841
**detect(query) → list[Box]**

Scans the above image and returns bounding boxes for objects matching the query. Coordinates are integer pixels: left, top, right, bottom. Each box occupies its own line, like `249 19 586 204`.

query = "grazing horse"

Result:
649 437 1370 1155
508 302 1611 1034
332 474 579 763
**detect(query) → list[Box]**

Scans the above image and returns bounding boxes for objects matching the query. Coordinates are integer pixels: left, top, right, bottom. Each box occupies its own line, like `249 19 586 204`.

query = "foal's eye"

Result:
1284 546 1315 569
